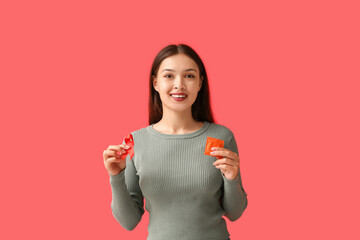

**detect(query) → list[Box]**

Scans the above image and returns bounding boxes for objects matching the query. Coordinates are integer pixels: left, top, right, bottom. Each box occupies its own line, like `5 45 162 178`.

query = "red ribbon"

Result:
120 133 134 160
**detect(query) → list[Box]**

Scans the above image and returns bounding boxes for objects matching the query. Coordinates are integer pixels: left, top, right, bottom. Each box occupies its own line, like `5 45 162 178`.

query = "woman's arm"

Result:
109 141 144 230
221 132 248 221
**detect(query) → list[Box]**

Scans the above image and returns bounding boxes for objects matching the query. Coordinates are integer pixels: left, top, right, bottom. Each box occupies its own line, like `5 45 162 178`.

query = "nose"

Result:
174 75 185 89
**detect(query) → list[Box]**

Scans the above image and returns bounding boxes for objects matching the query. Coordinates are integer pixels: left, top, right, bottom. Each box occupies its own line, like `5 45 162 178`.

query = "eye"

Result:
186 74 195 78
164 74 173 78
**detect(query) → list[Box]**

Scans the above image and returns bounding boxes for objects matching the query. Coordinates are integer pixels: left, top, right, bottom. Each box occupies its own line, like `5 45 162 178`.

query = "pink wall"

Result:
1 0 359 239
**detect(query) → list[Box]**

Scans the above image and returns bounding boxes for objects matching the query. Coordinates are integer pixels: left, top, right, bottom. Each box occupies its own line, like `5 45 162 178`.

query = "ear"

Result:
199 75 204 90
152 75 158 91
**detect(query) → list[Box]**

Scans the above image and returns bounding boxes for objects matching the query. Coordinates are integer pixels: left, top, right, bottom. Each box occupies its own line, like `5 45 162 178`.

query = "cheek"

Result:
157 84 169 93
159 82 171 91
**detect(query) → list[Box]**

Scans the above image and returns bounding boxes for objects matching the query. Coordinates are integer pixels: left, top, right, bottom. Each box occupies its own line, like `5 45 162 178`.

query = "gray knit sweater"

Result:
109 121 248 240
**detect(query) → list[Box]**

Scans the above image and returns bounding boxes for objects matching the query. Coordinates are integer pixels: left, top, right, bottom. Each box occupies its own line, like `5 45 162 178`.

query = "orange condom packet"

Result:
204 136 224 159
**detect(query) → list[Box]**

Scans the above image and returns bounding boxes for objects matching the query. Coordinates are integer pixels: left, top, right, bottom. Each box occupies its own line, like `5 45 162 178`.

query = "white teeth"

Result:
171 95 186 98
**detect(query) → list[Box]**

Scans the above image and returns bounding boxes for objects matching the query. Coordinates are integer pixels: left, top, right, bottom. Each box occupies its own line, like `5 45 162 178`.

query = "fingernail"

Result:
210 152 214 154
211 147 216 150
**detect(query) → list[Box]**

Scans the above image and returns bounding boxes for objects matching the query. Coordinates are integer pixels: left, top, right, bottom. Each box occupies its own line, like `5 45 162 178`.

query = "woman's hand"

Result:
211 147 240 180
103 144 131 176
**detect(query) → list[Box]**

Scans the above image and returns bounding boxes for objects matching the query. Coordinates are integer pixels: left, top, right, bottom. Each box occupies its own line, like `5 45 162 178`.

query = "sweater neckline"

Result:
147 121 210 139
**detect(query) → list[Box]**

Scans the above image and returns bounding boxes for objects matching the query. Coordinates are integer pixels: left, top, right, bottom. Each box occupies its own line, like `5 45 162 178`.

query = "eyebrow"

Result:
161 68 198 73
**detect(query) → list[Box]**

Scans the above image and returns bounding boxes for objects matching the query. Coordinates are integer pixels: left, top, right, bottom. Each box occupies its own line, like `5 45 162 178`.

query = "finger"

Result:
108 145 131 151
104 149 124 157
214 164 237 171
213 162 238 168
107 145 131 156
103 149 126 160
211 147 228 151
213 158 236 167
214 164 230 169
211 149 237 159
103 149 112 161
106 156 122 163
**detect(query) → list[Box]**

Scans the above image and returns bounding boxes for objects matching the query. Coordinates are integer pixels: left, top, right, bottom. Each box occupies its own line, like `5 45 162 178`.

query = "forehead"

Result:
159 54 198 72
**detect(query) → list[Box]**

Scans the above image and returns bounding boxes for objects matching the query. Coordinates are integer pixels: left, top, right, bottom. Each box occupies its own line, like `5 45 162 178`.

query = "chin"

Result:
164 103 192 112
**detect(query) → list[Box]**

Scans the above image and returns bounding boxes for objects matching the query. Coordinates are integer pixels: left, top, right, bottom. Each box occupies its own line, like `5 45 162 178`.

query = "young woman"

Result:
103 44 248 240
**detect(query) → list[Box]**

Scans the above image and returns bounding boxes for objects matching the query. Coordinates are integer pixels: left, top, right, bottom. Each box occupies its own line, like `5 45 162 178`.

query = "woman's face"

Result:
153 53 203 113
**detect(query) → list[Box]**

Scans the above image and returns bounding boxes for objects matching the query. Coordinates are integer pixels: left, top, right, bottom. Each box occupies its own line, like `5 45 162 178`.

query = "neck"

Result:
156 108 202 134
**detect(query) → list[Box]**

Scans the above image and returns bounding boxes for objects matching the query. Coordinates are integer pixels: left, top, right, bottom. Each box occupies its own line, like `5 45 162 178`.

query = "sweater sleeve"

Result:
109 142 145 231
221 131 248 221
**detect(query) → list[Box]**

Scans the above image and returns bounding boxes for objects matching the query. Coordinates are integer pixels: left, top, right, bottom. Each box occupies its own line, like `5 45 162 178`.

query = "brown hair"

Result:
148 44 215 125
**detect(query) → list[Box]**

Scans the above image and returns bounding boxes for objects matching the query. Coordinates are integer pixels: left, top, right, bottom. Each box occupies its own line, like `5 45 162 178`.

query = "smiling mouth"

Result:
170 94 187 101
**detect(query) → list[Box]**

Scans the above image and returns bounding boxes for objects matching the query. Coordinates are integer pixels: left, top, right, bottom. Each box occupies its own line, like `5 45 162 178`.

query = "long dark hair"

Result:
148 44 215 125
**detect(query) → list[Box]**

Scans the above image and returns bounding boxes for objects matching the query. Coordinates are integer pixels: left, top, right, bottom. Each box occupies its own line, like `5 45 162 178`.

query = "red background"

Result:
1 0 359 239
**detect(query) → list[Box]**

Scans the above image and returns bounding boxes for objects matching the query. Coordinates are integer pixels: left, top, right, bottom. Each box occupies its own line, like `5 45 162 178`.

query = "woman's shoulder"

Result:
208 121 235 135
127 125 149 137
